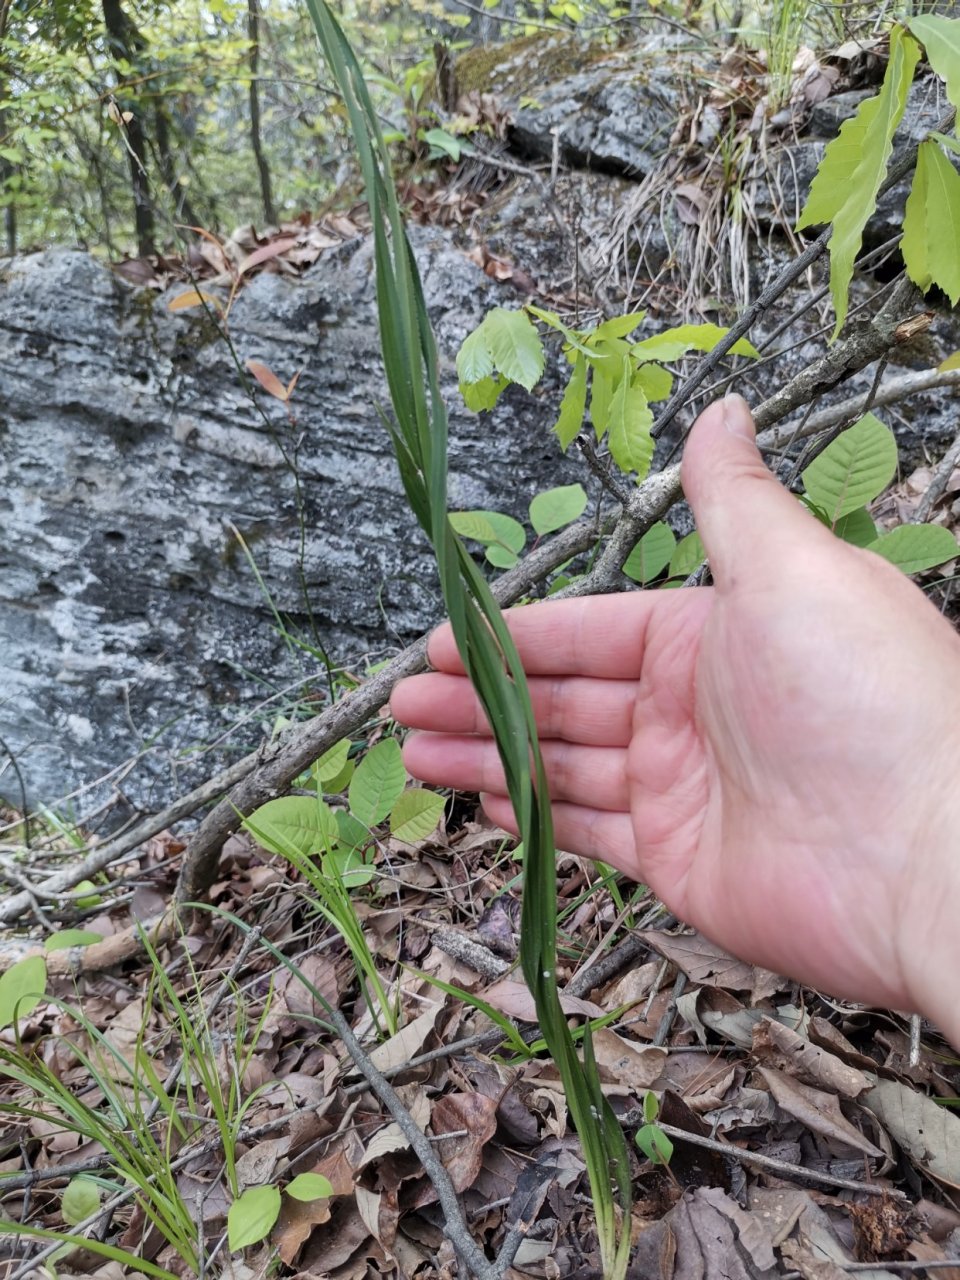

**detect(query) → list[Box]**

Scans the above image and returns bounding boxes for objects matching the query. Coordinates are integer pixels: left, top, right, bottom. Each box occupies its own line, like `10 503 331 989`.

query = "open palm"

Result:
391 399 960 1018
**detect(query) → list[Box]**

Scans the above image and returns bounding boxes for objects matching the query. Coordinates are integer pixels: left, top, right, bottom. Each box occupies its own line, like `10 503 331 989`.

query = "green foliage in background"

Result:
798 17 960 335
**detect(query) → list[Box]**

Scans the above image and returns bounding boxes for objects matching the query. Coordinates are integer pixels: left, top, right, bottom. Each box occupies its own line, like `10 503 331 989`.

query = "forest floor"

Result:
2 759 960 1280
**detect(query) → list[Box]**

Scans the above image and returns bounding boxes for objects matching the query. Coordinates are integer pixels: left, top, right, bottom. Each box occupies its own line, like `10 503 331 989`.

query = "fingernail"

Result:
723 392 755 441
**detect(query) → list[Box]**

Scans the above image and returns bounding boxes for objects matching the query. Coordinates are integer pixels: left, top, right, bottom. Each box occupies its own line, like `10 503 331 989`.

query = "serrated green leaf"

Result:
348 739 406 828
902 140 933 292
607 363 654 479
62 1177 101 1226
867 524 959 573
799 27 921 335
529 484 588 535
668 530 706 578
909 16 960 129
590 365 615 438
554 353 588 450
286 1173 333 1203
227 1185 282 1251
832 506 878 546
313 738 350 783
460 374 507 413
623 522 676 583
630 323 760 362
245 795 338 857
322 845 376 887
482 307 545 391
802 413 898 520
389 788 446 842
0 955 47 1029
591 310 647 341
525 304 593 355
456 323 494 384
633 362 673 402
449 511 499 544
903 140 960 305
44 930 103 952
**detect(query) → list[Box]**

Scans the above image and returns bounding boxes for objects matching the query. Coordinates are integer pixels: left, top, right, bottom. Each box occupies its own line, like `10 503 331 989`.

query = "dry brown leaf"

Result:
246 358 291 402
759 1067 882 1158
428 1090 498 1192
358 1088 431 1169
632 1186 778 1278
237 237 299 275
590 1029 666 1091
863 1076 960 1188
640 930 783 1002
167 287 221 312
274 1190 334 1265
752 1017 870 1099
483 978 603 1022
235 1137 287 1191
367 1005 442 1074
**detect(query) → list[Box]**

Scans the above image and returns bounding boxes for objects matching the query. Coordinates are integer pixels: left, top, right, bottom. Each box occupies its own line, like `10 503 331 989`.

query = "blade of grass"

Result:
300 4 632 1274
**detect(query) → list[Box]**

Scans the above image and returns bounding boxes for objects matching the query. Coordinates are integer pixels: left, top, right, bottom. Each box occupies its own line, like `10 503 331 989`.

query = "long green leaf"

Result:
798 26 920 335
801 413 898 522
903 140 960 305
909 16 960 130
301 3 633 1273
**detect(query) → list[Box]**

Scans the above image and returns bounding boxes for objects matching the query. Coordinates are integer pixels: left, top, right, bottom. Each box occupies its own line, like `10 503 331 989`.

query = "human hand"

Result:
390 395 960 1039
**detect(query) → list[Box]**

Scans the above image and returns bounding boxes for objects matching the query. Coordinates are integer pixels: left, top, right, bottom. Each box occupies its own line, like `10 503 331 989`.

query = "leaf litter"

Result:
2 789 960 1280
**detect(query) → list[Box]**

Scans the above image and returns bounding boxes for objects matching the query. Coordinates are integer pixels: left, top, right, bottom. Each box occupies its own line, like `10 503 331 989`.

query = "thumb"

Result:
681 394 832 589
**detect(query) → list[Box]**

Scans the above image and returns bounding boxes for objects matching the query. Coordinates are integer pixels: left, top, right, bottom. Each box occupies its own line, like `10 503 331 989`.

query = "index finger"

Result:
427 591 709 679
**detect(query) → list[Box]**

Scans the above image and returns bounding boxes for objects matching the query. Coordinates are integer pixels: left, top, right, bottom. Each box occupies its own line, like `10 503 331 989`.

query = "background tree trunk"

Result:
247 0 277 225
102 0 155 256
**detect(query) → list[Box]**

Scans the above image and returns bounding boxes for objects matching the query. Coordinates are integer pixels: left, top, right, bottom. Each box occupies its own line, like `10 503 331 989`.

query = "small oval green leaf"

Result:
245 795 338 858
668 530 705 579
623 522 676 584
389 788 446 843
228 1185 282 1252
286 1172 334 1203
44 930 103 952
802 413 898 521
349 739 406 828
866 524 959 574
0 955 47 1029
529 484 588 536
62 1176 101 1226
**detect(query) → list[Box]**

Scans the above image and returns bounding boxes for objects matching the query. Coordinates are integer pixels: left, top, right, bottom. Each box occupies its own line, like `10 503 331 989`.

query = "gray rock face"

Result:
3 44 958 820
0 234 579 814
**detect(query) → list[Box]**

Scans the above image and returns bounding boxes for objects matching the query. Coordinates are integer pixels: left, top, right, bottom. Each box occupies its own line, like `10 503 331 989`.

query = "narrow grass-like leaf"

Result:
302 3 633 1271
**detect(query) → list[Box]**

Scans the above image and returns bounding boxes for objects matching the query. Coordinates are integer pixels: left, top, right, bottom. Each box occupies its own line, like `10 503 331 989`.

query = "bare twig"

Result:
912 424 960 525
646 1122 902 1198
325 1004 498 1280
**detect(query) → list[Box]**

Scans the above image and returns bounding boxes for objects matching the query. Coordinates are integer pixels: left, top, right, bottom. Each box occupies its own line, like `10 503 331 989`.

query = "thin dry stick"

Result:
324 1003 499 1280
912 423 960 525
652 1122 901 1198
